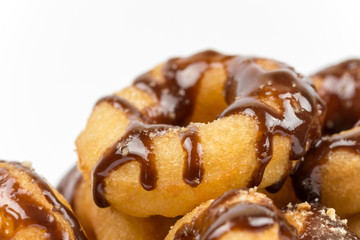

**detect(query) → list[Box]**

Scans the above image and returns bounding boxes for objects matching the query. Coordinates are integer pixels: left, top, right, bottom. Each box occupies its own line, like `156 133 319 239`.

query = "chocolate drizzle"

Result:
57 166 83 207
91 50 324 208
312 59 360 134
96 95 151 123
0 161 87 240
173 189 298 240
292 127 360 203
92 121 172 207
180 126 203 187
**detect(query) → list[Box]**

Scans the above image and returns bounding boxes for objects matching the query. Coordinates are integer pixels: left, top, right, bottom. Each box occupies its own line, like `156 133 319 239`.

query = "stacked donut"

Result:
1 51 360 239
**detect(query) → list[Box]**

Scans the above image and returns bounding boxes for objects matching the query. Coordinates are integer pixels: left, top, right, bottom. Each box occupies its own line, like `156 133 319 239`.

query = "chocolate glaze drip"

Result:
134 50 232 125
0 161 87 240
174 189 298 240
285 204 359 240
92 121 172 207
91 50 324 208
292 127 360 203
57 166 83 207
312 59 360 134
220 57 324 187
96 95 151 123
180 126 203 187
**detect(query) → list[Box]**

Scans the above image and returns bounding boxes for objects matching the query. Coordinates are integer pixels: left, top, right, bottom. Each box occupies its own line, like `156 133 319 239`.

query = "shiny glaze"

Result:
312 59 360 134
92 121 172 207
0 161 87 240
174 189 298 240
92 50 324 207
292 127 360 202
57 166 83 207
180 126 203 187
285 204 359 240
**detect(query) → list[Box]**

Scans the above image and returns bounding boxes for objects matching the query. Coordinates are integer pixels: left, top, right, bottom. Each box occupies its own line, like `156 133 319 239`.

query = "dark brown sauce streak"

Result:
91 50 324 208
292 126 360 203
96 95 151 123
180 126 203 187
220 57 324 187
312 59 360 134
174 189 298 240
0 161 87 240
285 204 359 240
92 121 172 207
57 166 83 207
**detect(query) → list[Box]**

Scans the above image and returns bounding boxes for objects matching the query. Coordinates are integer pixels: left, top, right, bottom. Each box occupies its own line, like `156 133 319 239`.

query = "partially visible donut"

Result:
0 161 87 240
165 188 298 240
311 59 360 134
76 50 325 217
284 202 358 239
292 125 360 217
58 166 176 240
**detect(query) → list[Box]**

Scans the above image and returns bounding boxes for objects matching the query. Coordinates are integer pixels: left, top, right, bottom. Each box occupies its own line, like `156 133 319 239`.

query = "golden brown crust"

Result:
72 179 176 240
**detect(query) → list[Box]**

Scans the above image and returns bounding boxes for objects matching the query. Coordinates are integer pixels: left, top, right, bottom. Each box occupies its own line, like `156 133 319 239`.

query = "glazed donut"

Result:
0 161 87 240
311 59 360 134
292 125 360 217
165 188 298 240
76 50 325 217
283 202 359 239
58 166 175 240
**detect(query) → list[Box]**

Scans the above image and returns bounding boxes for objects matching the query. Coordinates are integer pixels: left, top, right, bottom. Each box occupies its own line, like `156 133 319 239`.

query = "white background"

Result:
1 0 360 186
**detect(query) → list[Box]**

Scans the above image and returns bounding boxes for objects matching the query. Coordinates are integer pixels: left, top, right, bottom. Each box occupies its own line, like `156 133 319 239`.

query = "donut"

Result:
283 202 359 239
165 188 298 240
292 125 360 217
0 161 87 240
58 166 176 240
76 50 325 217
311 59 360 134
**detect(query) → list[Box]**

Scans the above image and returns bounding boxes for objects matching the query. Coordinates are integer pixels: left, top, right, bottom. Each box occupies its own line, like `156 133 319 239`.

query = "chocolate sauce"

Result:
91 50 324 208
312 59 360 134
180 126 203 187
96 95 152 123
174 189 298 240
134 50 232 125
57 166 83 207
0 161 87 240
92 121 173 207
292 127 360 203
285 204 359 240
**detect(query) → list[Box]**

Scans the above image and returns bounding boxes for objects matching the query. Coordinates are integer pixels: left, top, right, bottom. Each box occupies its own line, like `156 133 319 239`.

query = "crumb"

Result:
21 161 33 170
121 147 129 156
326 208 336 221
297 202 311 211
